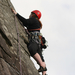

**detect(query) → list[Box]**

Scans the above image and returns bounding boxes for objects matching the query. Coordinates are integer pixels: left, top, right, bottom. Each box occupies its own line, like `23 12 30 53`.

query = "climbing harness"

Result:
29 31 48 49
29 31 41 44
28 27 41 31
15 16 22 75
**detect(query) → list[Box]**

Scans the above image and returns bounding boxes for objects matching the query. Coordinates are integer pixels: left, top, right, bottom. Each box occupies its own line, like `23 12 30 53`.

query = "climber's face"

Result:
29 13 33 18
29 13 35 18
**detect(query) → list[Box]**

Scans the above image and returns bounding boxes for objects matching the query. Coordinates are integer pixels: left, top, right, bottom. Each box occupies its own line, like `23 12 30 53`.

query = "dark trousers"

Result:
27 39 45 62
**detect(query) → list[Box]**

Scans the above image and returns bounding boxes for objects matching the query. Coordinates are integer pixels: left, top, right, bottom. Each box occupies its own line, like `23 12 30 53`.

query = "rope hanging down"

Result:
15 16 22 75
6 1 22 74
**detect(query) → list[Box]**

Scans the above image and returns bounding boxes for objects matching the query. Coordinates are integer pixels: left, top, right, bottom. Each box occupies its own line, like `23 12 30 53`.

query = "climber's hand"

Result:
11 8 17 15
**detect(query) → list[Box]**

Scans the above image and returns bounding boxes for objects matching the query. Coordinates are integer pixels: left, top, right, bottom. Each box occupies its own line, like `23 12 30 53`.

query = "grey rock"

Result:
0 0 40 75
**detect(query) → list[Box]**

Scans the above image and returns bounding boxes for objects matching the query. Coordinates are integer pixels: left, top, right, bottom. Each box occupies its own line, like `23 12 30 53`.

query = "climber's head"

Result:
29 10 41 19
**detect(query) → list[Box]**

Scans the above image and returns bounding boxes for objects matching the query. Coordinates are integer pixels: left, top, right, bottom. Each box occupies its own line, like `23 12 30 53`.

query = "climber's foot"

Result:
38 66 47 72
45 74 48 75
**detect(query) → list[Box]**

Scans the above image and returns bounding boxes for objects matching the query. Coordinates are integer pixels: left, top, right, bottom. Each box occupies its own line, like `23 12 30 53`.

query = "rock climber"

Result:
12 9 48 75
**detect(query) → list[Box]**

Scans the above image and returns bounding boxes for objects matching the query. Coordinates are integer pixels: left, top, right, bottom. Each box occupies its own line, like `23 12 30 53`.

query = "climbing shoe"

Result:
38 66 47 72
45 74 48 75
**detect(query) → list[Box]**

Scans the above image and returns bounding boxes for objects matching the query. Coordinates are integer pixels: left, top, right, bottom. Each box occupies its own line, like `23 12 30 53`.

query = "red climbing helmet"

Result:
31 10 41 19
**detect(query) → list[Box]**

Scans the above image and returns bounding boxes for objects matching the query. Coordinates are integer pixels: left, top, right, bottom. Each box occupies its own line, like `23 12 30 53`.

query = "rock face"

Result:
0 0 40 75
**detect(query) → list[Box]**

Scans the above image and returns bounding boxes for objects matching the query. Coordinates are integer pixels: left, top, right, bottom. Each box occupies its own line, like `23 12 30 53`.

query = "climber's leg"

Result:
37 47 47 75
42 62 47 75
33 53 46 67
33 53 46 69
27 40 47 75
33 53 47 75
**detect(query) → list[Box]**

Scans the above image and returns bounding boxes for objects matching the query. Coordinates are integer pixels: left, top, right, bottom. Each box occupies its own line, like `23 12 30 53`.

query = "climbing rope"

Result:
2 0 23 74
15 16 22 75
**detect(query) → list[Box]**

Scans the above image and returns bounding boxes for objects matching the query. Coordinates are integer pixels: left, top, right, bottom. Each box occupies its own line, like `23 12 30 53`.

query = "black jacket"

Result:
16 13 41 32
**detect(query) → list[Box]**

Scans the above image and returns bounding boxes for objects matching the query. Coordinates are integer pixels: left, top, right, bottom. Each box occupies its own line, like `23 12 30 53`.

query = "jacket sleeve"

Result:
16 13 28 27
16 13 35 28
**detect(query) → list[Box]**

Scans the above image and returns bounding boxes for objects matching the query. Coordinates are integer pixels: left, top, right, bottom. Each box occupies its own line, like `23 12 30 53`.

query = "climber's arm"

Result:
12 9 28 27
16 13 28 26
11 9 37 28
